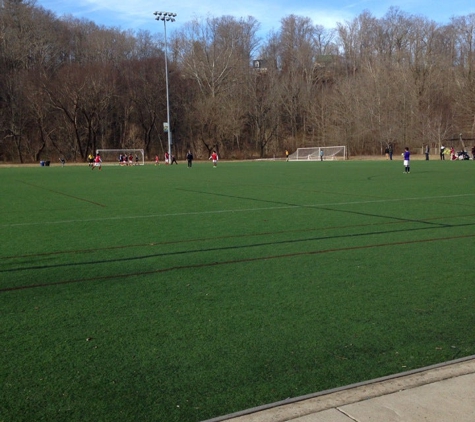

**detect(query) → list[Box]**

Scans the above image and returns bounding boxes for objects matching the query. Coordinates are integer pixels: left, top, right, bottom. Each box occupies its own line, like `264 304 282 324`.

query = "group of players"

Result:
118 153 140 166
439 146 475 161
87 153 102 170
154 150 219 167
87 150 219 169
158 152 178 165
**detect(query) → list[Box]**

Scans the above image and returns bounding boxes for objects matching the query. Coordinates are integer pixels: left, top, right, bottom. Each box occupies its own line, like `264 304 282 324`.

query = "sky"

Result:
35 0 475 38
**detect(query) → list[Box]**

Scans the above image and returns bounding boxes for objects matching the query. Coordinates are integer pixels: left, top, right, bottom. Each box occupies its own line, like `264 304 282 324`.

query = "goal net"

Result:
288 146 346 161
95 149 145 166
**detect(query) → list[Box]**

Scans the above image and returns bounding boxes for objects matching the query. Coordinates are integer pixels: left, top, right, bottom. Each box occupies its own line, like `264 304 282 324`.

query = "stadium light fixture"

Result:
154 11 177 162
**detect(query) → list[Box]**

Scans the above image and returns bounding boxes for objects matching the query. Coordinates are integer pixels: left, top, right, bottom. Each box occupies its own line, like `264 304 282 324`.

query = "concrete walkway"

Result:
204 356 475 422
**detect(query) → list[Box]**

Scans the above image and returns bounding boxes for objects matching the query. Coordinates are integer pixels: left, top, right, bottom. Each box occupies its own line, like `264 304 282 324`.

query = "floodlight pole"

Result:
154 11 176 162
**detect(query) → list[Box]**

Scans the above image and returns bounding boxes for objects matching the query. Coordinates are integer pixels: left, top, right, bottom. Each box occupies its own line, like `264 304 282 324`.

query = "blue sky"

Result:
36 0 475 37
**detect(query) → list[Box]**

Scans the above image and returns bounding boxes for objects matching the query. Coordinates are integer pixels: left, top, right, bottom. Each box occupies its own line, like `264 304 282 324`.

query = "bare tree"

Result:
4 1 475 161
119 57 168 156
449 15 475 137
175 15 260 156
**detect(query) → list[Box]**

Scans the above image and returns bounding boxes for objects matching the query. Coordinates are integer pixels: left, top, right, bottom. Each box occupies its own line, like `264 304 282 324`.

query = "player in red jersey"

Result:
209 151 218 167
92 153 102 170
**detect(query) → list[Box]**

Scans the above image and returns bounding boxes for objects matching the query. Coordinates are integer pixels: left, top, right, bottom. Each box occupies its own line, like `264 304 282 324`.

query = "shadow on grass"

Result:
2 227 475 293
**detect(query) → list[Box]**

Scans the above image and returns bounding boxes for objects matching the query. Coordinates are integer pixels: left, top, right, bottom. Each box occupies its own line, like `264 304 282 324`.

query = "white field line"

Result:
3 193 475 228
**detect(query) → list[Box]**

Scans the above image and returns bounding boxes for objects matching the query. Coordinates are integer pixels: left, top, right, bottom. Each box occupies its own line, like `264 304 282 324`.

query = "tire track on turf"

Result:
2 233 475 293
2 221 465 272
4 212 475 260
17 180 106 207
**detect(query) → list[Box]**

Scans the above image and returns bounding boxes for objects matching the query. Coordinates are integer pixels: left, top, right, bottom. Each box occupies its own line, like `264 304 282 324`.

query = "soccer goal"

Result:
288 146 346 161
95 149 145 165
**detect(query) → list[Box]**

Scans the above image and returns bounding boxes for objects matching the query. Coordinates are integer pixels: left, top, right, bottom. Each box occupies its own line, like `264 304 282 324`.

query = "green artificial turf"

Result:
1 159 474 421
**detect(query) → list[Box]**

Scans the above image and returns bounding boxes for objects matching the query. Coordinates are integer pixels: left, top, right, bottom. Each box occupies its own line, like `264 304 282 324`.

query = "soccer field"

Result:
1 160 474 421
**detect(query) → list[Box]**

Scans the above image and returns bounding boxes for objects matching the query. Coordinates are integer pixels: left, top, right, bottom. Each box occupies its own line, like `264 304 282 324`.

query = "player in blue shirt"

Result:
403 147 410 173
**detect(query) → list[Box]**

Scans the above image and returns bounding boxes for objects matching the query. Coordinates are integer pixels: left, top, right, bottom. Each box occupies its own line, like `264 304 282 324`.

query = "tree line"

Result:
1 0 475 163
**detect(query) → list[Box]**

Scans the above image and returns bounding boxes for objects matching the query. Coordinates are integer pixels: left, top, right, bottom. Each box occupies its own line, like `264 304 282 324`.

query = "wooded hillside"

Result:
1 1 475 162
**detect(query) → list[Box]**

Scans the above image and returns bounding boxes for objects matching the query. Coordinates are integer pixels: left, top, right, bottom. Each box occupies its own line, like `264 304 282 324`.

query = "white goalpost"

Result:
288 146 346 161
95 149 145 165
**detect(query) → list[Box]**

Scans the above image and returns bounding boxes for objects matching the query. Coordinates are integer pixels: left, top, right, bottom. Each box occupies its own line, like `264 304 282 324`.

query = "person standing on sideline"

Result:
319 149 324 161
155 154 159 166
209 151 218 167
186 150 193 167
440 145 445 160
164 151 169 165
92 153 102 170
403 147 410 173
285 149 289 161
388 143 393 160
385 146 390 159
425 144 430 160
171 154 178 165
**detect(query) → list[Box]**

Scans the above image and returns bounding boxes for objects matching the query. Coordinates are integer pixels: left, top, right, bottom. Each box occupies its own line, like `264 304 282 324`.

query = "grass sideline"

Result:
1 159 474 421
